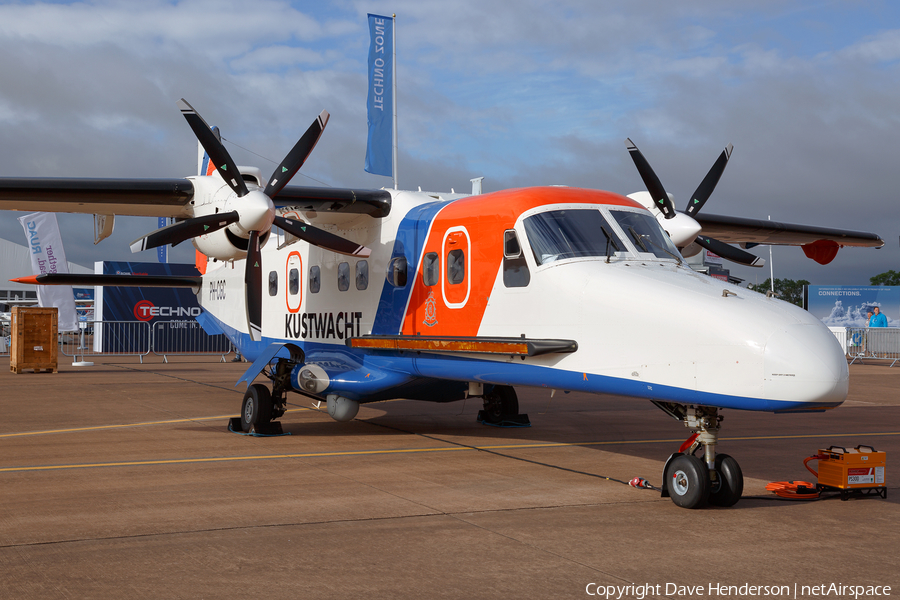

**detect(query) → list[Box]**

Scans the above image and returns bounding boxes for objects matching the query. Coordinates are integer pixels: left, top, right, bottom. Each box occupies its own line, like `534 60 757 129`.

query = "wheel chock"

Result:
477 411 531 427
227 418 288 437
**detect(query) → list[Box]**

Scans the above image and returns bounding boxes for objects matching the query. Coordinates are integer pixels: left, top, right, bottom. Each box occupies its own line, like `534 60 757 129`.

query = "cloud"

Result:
0 0 896 286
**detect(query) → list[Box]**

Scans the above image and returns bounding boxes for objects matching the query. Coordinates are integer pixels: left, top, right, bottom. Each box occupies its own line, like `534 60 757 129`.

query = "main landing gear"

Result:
476 385 531 427
237 346 304 435
653 402 744 509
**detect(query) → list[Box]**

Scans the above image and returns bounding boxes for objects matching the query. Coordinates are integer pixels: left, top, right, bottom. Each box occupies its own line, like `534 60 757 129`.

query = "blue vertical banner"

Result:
157 217 168 263
365 13 393 177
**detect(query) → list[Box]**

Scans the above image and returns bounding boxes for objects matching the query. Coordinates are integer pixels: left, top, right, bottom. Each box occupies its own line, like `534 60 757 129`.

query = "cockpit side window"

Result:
502 229 530 287
609 210 682 261
523 209 623 266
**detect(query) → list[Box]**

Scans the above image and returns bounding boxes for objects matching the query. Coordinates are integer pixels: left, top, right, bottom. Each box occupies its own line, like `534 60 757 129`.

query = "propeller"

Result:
130 211 239 252
694 236 764 267
245 230 263 341
625 139 762 267
686 144 732 217
131 99 373 341
625 138 675 218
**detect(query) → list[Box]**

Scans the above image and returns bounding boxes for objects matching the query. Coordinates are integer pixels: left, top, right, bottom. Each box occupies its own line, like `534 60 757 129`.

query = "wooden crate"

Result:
10 306 58 374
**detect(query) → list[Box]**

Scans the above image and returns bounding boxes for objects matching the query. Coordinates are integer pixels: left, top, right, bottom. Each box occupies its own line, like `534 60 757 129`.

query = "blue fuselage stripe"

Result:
371 199 451 335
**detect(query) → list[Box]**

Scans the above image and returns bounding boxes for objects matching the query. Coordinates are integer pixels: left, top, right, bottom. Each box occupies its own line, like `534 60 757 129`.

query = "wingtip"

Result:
10 276 39 285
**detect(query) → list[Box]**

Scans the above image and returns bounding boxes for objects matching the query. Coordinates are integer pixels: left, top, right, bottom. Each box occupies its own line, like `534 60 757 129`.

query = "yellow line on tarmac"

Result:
0 408 316 439
0 446 472 473
2 431 898 474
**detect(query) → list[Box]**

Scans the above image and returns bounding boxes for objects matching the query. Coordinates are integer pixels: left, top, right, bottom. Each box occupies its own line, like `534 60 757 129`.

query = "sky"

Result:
0 0 898 286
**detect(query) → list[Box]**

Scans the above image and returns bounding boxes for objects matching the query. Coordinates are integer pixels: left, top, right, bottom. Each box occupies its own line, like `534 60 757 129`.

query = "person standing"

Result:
870 306 888 328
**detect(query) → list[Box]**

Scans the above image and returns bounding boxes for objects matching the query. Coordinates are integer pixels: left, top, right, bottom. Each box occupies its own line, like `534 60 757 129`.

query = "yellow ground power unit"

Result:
815 445 886 500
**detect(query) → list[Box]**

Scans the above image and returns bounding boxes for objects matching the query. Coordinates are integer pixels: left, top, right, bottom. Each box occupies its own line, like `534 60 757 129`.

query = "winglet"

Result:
10 276 39 285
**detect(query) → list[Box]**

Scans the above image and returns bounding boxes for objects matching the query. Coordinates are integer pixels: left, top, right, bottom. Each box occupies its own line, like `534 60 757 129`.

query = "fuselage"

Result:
199 185 849 412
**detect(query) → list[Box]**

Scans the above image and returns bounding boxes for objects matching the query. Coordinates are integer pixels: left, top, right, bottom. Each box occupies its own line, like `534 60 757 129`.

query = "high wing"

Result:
694 213 884 247
0 178 194 217
0 178 391 219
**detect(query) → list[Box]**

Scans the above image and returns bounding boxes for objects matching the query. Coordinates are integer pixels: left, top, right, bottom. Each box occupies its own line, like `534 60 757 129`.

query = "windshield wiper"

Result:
628 226 649 252
637 230 683 265
601 226 620 263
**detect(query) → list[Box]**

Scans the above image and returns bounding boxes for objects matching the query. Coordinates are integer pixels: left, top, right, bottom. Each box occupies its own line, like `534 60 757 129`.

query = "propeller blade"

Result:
695 236 765 267
273 215 371 258
686 144 733 217
129 211 240 253
245 230 263 342
625 138 676 219
178 98 248 198
264 110 330 199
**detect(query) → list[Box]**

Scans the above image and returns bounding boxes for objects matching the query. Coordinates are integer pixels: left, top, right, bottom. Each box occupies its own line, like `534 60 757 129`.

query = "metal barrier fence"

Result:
151 320 233 362
845 327 900 367
0 319 8 357
52 320 233 364
60 321 152 363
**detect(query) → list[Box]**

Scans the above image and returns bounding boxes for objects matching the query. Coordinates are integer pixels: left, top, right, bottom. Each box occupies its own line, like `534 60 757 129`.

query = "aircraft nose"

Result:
763 323 848 408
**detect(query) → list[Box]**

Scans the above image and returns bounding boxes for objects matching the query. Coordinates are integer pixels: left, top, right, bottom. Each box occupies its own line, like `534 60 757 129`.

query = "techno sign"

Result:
95 261 208 354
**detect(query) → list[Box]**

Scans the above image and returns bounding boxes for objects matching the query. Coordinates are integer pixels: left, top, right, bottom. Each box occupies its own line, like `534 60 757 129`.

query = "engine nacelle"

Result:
187 169 271 261
327 395 359 422
191 227 270 262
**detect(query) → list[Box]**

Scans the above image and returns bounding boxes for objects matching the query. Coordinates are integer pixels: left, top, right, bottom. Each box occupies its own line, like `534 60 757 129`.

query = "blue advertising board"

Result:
95 261 228 354
98 261 201 323
804 286 899 327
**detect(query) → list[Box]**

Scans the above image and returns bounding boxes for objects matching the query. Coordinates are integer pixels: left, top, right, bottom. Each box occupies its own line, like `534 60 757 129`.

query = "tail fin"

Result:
197 125 220 176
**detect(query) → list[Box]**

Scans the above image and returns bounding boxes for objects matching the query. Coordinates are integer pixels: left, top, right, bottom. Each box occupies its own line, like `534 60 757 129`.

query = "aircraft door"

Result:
442 227 470 308
286 251 302 313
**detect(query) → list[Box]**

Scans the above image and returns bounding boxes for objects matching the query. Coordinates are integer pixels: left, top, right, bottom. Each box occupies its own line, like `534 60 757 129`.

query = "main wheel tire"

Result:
482 386 519 424
241 384 273 432
709 453 743 507
665 454 710 509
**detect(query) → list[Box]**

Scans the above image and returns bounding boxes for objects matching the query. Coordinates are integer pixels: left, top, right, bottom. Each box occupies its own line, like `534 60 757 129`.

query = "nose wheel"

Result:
654 402 744 509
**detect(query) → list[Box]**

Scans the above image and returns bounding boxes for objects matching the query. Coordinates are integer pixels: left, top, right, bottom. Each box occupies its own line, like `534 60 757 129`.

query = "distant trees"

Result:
746 278 810 307
870 270 900 286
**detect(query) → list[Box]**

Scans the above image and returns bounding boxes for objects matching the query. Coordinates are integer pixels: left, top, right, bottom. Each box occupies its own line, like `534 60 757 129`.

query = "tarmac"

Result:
1 355 898 599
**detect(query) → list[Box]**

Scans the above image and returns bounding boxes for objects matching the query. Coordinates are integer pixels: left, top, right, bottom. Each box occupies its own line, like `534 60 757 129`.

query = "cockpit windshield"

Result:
523 209 623 266
609 210 682 261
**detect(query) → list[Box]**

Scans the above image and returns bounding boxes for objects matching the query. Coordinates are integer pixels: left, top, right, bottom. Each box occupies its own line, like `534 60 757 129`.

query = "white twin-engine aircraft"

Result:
1 100 884 509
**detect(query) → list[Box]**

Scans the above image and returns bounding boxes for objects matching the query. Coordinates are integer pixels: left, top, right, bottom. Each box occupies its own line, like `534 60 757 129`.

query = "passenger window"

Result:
423 252 439 286
338 262 350 291
268 271 278 296
447 249 465 284
503 230 530 288
387 256 408 287
289 268 299 295
356 260 369 290
309 266 320 294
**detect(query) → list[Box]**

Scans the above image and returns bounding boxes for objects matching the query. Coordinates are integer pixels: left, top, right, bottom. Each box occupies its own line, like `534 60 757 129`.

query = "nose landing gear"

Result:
653 402 744 509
